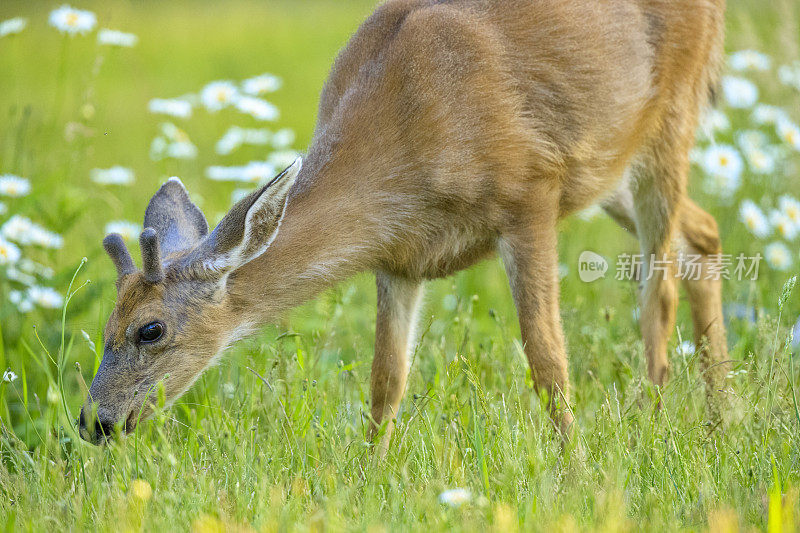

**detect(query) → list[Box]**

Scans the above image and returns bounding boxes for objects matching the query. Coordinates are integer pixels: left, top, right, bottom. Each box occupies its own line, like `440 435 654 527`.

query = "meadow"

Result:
1 0 800 530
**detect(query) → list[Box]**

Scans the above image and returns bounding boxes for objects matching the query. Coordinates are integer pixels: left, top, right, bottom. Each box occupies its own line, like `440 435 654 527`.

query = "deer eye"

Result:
138 321 164 344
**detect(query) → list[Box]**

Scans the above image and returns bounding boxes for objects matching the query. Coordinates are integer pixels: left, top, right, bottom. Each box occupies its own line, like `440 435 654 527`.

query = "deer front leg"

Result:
369 271 423 458
498 216 573 437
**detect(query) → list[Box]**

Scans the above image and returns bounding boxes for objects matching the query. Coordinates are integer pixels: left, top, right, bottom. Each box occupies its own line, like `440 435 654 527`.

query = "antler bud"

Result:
140 228 165 284
102 234 136 278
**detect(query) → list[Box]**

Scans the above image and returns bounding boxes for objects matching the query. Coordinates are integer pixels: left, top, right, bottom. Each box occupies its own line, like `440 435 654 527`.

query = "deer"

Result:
80 0 730 452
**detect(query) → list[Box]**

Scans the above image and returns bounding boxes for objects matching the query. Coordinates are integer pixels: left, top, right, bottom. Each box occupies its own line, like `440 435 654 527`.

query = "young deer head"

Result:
79 159 301 443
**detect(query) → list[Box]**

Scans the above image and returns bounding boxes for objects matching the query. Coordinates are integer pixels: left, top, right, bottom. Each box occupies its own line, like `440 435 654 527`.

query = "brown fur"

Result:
82 0 729 448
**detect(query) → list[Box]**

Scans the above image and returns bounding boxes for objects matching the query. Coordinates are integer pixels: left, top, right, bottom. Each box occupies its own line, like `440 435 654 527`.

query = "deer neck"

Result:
226 127 398 323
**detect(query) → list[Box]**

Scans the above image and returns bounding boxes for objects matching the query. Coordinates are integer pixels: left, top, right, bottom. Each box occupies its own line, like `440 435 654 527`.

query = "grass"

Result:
1 0 800 530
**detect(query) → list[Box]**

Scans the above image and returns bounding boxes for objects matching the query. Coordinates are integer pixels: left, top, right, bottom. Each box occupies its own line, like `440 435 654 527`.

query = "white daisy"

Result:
1 215 62 248
30 227 63 249
27 286 64 309
1 215 34 243
216 128 245 155
215 127 271 155
742 146 775 174
438 488 471 507
0 237 21 265
721 76 759 108
6 266 36 286
8 290 33 313
779 196 800 226
728 50 771 72
17 258 54 278
160 122 190 142
49 5 96 35
739 200 770 239
776 118 800 151
769 210 798 240
149 137 168 161
243 161 277 183
206 162 277 184
243 128 271 145
206 165 242 182
735 130 769 151
0 175 31 197
97 29 138 47
751 104 787 126
104 220 140 241
242 73 282 95
3 370 17 383
200 81 239 112
778 62 800 91
148 98 192 119
268 150 300 170
701 145 743 180
91 166 135 186
764 242 793 271
166 141 198 159
698 108 729 139
676 340 696 356
234 96 279 121
150 124 197 160
701 145 742 197
271 128 296 149
0 17 27 38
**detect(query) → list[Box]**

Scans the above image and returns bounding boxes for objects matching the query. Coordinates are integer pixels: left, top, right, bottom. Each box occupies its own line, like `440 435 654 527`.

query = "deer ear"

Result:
185 158 301 275
144 177 209 257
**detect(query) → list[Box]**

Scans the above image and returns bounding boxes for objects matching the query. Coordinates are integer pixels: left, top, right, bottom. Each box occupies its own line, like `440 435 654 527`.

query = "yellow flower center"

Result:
216 90 227 103
66 13 78 26
0 247 7 258
719 156 729 167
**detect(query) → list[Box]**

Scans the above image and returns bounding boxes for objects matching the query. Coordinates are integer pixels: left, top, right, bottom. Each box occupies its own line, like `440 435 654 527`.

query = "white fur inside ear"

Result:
229 157 302 268
268 157 301 193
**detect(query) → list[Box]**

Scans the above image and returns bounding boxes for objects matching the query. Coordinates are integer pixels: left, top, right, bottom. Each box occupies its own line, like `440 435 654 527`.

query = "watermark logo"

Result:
578 251 608 282
576 251 762 282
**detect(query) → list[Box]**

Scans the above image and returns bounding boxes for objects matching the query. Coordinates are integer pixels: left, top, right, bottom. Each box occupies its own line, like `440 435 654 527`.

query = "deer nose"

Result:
78 407 117 444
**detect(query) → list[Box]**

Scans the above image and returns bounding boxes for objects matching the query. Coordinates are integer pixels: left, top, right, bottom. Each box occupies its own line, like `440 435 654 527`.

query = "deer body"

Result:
82 0 729 449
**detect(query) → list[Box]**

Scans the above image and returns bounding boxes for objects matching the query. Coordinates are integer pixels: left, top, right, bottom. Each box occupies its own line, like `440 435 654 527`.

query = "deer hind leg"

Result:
627 151 684 388
499 204 573 437
602 179 729 396
679 199 730 401
369 271 423 458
